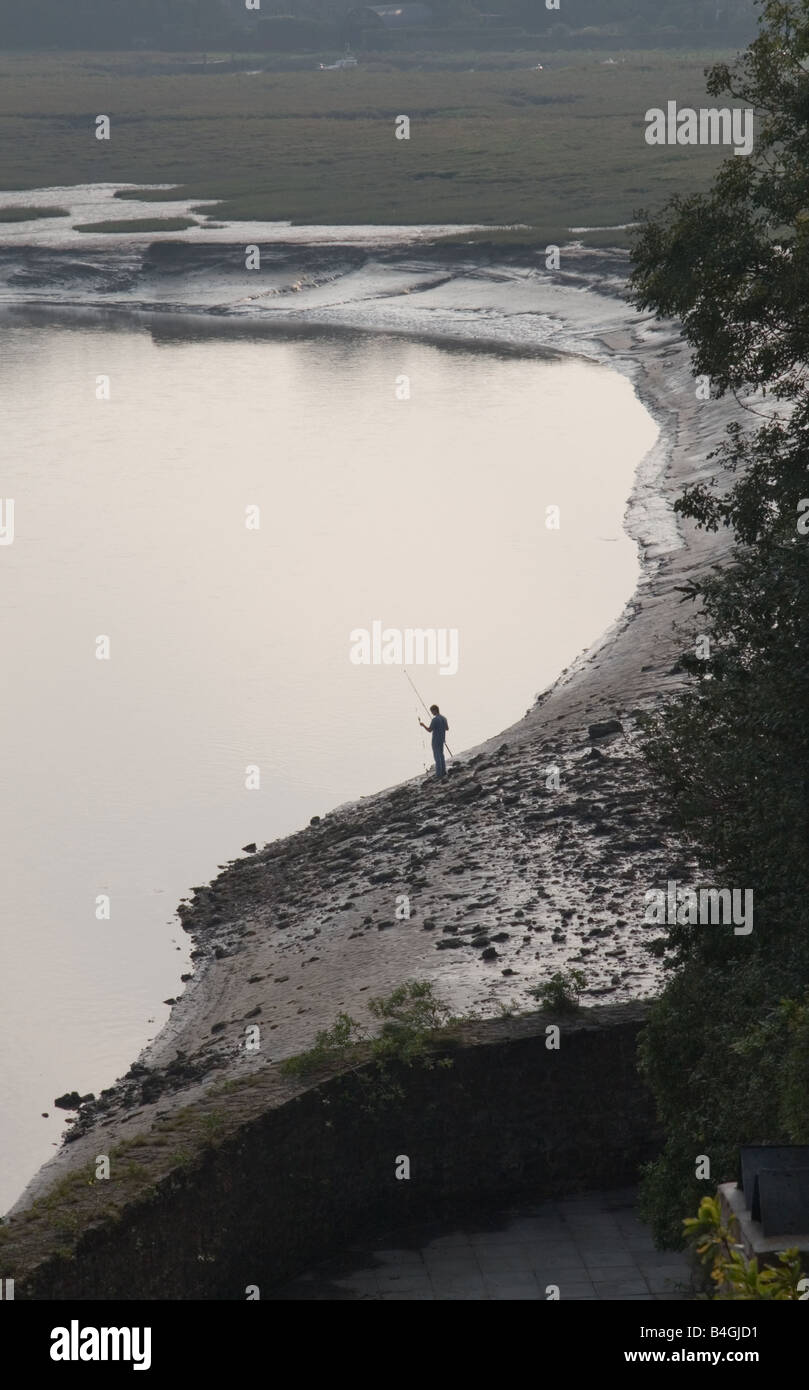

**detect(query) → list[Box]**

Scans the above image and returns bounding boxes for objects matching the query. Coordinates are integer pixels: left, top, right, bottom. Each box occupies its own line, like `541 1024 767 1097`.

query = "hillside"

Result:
0 0 759 51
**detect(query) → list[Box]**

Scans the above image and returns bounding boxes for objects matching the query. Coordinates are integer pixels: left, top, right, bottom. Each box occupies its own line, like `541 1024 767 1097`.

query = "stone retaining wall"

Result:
13 1002 657 1299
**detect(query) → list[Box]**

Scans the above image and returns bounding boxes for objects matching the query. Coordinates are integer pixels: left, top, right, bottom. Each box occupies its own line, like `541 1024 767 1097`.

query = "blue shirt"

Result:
428 715 448 745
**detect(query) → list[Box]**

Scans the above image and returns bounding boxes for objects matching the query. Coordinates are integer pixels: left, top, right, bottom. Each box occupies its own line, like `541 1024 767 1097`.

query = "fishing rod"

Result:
403 667 454 759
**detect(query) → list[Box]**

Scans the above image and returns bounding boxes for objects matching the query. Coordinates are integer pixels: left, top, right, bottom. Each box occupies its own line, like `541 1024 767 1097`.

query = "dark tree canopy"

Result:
627 1 809 1249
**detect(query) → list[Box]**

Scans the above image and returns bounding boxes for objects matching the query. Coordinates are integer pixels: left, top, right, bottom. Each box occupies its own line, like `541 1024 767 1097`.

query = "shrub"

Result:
684 1196 804 1300
529 969 586 1014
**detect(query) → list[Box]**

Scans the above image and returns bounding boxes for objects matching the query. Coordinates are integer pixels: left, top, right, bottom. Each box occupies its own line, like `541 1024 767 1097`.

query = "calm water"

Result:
0 310 658 1211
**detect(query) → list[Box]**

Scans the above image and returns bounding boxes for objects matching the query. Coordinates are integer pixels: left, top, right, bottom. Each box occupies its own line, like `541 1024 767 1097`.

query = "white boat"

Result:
318 56 359 70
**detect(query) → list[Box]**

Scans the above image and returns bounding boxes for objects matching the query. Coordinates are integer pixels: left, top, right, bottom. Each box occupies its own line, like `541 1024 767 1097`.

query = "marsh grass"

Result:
73 216 198 232
0 204 69 221
0 49 739 237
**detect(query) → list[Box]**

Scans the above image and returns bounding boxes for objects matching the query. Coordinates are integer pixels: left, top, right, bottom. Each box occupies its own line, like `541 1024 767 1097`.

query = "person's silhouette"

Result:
419 704 449 779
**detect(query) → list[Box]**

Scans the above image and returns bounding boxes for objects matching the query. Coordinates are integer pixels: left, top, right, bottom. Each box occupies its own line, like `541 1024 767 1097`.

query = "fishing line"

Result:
403 668 454 759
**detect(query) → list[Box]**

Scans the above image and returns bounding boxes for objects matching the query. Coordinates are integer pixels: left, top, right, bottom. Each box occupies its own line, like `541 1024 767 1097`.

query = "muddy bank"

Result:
4 244 738 1238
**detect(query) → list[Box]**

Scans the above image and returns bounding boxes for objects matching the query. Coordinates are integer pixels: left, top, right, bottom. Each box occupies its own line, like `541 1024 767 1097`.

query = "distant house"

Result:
347 5 435 29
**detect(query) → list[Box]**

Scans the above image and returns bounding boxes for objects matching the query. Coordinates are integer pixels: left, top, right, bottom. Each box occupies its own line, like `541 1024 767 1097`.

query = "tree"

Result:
627 0 809 1245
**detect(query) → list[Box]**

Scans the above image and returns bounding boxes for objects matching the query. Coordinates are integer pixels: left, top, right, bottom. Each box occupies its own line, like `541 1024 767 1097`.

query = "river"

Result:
0 285 658 1213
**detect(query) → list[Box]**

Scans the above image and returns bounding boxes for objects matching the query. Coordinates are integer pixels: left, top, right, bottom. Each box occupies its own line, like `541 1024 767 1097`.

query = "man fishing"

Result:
419 704 450 780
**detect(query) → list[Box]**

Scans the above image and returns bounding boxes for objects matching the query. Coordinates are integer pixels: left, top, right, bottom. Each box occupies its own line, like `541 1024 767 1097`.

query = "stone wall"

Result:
18 1003 657 1299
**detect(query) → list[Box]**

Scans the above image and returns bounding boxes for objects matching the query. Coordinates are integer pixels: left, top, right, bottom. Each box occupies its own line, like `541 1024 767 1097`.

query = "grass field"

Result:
0 203 69 221
0 50 744 241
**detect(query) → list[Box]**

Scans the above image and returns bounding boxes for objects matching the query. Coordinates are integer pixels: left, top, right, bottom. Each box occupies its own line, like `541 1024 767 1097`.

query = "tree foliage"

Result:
628 0 809 1247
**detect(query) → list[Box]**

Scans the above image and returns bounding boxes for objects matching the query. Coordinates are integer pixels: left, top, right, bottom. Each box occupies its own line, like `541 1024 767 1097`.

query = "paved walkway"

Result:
274 1188 692 1300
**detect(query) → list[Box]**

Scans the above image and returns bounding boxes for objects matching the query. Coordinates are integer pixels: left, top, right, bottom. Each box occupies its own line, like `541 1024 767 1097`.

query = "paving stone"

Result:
433 1284 492 1295
505 1218 566 1240
594 1279 652 1298
429 1275 488 1294
421 1234 472 1252
376 1260 428 1274
524 1241 587 1263
375 1252 426 1264
334 1273 380 1294
643 1271 690 1295
566 1222 624 1239
377 1275 433 1293
636 1252 692 1269
469 1233 530 1250
532 1265 590 1288
579 1246 637 1267
487 1286 544 1300
474 1249 535 1271
483 1278 542 1295
587 1263 648 1282
380 1284 433 1295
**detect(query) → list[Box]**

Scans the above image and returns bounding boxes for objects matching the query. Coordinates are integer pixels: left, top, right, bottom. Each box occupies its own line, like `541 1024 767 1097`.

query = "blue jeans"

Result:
432 741 446 778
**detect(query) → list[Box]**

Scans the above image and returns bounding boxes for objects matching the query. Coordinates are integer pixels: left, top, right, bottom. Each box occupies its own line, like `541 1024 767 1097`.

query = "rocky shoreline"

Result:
6 244 739 1222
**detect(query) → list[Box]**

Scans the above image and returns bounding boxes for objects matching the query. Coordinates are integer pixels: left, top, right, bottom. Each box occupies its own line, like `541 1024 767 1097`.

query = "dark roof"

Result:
353 5 434 26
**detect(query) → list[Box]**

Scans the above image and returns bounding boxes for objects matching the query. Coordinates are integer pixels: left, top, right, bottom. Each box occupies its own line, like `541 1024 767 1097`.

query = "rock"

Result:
586 748 604 761
210 1022 227 1034
436 938 463 950
241 843 257 854
309 816 321 825
180 973 192 982
140 1077 163 1103
588 719 623 740
163 998 177 1006
491 931 510 943
481 946 498 961
41 1112 48 1118
54 1091 82 1111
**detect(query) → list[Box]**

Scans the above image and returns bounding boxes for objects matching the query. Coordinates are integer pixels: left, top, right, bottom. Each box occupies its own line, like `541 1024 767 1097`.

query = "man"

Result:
419 704 449 780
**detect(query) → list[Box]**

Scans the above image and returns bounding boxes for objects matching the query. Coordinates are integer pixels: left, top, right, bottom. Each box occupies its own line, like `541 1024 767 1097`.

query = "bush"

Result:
279 980 455 1108
684 1196 804 1300
529 969 586 1014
